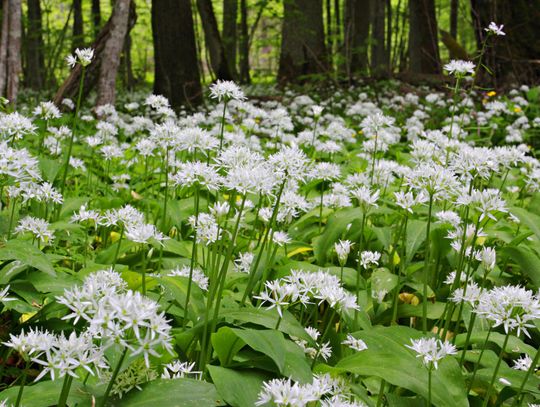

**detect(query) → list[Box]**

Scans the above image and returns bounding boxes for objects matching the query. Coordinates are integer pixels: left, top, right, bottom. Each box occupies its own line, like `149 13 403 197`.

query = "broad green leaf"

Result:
314 207 363 265
158 276 206 321
406 220 427 264
510 207 540 240
0 240 56 276
208 366 269 407
502 246 540 286
282 339 313 383
335 326 468 407
118 378 224 406
212 326 246 366
454 331 537 358
27 270 80 294
371 268 398 294
230 328 286 371
0 379 91 406
222 307 311 341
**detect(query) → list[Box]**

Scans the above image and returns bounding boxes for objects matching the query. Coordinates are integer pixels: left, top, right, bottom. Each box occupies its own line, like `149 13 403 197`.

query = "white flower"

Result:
125 223 167 244
512 354 533 371
342 334 368 352
273 231 291 246
335 240 353 266
209 80 246 102
406 337 457 370
168 266 209 291
485 22 505 36
66 48 94 68
0 285 14 303
444 60 476 77
15 216 55 245
162 360 202 380
359 251 381 269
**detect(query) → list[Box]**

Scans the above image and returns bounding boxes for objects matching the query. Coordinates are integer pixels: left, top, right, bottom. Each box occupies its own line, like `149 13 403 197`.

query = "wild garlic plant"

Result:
1 33 540 405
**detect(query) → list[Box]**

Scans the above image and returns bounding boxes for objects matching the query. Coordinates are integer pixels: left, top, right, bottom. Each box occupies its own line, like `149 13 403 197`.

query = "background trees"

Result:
0 0 538 108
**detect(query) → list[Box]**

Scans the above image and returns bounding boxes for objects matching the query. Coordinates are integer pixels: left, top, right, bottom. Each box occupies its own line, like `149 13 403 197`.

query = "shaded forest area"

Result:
0 0 539 110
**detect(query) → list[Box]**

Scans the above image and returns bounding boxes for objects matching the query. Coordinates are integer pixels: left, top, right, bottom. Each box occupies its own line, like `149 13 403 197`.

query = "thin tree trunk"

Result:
196 0 233 80
450 0 458 39
386 0 392 72
73 0 84 50
0 0 9 94
239 0 249 83
325 0 332 54
222 0 238 79
152 0 202 109
91 0 101 37
370 0 387 76
408 0 441 74
278 0 328 83
54 0 136 105
6 0 21 104
96 0 131 107
25 0 45 89
334 0 340 53
121 31 134 89
342 0 370 80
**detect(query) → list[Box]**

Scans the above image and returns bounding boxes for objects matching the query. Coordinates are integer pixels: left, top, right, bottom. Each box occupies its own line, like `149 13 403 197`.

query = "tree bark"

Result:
470 0 540 85
73 0 84 50
0 0 9 95
152 0 202 109
370 0 387 76
196 0 233 80
53 1 136 105
25 0 45 89
408 0 441 74
278 0 328 83
222 0 238 79
450 0 458 39
96 0 131 107
342 0 370 79
91 0 101 37
239 0 250 83
6 0 21 103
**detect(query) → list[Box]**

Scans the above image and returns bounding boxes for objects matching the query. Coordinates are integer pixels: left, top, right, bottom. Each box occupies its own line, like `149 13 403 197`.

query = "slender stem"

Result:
242 177 287 304
183 185 200 329
112 225 125 269
218 101 228 152
459 312 477 367
482 333 510 407
427 368 432 407
14 362 29 407
376 379 386 407
422 194 434 334
98 347 128 407
57 374 74 407
513 346 540 406
467 326 493 393
60 66 85 197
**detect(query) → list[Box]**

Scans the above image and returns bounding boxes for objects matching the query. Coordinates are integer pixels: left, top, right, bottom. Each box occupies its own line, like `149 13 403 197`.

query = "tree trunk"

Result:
342 0 370 79
0 0 9 95
25 0 45 90
95 0 131 107
222 0 238 79
121 31 134 89
73 0 84 50
6 0 21 103
370 0 387 76
53 1 136 105
196 0 233 80
238 0 249 83
152 0 202 109
278 0 328 83
92 0 101 36
450 0 458 39
470 0 540 85
408 0 441 74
